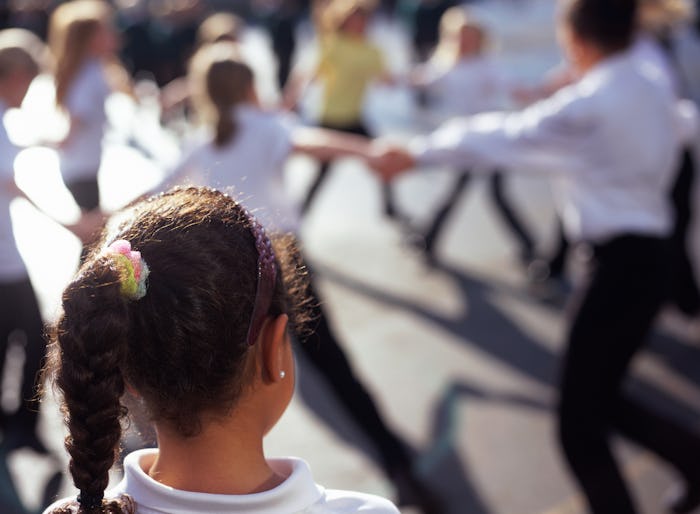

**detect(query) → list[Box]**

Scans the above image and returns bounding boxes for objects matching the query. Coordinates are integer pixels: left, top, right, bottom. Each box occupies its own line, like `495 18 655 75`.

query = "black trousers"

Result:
0 278 46 433
294 272 411 473
547 148 700 291
422 170 535 261
300 121 395 217
669 149 700 315
558 235 700 513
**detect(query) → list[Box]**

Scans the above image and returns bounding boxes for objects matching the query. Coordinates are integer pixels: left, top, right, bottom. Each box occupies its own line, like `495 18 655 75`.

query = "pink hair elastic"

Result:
245 213 277 346
106 239 150 300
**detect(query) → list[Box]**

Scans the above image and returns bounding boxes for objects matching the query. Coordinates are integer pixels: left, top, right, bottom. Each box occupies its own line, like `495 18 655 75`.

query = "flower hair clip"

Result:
106 239 150 300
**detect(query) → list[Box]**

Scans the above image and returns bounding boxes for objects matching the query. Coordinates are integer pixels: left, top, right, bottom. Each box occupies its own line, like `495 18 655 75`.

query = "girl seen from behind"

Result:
48 0 130 218
42 187 400 514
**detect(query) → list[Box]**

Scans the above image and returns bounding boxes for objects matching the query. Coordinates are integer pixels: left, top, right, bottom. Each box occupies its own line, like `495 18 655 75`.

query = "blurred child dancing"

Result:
285 0 398 218
48 0 130 219
0 28 91 455
409 6 536 266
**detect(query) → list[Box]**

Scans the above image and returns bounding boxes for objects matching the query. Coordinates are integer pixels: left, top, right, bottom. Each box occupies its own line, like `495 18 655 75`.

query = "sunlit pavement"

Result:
4 2 700 513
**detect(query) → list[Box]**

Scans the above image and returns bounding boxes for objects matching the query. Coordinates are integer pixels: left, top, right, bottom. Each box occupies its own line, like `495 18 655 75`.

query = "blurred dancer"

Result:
285 0 398 218
159 11 245 119
158 42 443 514
370 0 700 511
517 0 700 303
0 28 93 454
409 7 535 265
48 0 131 223
635 0 700 321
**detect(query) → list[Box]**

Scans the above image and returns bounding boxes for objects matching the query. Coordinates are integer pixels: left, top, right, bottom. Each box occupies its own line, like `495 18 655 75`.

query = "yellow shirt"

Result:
316 34 385 126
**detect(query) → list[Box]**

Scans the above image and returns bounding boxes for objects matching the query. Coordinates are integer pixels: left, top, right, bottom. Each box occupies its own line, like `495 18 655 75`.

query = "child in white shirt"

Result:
371 0 700 512
0 28 90 456
48 0 130 214
410 7 535 265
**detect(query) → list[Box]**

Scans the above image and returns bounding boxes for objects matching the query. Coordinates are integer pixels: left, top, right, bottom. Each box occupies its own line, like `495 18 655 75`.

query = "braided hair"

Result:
44 187 309 513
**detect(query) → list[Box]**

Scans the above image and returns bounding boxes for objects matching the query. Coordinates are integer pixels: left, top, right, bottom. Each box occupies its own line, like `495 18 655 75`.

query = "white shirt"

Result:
44 449 399 514
421 56 506 119
0 103 27 281
58 59 110 181
412 52 681 243
164 106 299 233
630 35 699 146
630 35 680 98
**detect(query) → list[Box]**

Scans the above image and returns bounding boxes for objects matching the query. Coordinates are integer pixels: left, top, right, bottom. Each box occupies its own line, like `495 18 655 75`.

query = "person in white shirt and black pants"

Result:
370 0 700 512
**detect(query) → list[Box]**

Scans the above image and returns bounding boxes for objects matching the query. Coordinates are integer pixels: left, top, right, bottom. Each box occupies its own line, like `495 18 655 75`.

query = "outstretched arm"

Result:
4 178 105 244
290 127 373 161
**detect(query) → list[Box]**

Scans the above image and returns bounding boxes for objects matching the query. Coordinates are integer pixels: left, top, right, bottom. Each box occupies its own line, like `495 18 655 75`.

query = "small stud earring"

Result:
279 370 286 380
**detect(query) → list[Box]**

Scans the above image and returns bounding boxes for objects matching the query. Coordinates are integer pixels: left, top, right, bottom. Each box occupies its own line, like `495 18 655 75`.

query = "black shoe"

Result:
391 466 445 514
666 480 700 514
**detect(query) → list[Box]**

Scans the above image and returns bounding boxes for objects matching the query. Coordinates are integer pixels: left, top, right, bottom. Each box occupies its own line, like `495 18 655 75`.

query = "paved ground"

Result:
3 2 700 513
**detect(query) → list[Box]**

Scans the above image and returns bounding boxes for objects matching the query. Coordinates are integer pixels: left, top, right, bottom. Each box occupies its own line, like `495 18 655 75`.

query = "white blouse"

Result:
163 106 299 233
58 59 110 181
420 56 507 118
411 51 684 244
44 449 399 514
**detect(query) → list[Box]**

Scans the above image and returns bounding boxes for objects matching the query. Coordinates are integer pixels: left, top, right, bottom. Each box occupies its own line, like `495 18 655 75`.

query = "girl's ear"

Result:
261 314 289 383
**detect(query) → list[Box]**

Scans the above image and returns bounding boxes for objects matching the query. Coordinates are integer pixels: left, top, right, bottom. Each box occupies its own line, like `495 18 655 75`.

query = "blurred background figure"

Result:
159 10 245 123
0 28 51 458
48 0 132 254
633 0 700 331
406 6 536 268
253 0 307 90
284 0 398 219
0 27 97 460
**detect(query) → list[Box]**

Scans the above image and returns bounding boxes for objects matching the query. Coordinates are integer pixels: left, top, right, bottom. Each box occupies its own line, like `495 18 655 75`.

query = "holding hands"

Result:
367 141 416 182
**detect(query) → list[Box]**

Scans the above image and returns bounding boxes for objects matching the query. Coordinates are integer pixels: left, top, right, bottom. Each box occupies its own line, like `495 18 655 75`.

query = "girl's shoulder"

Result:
318 488 400 513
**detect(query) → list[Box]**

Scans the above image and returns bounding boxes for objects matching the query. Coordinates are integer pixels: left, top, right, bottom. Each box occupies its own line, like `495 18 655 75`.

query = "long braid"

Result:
43 187 312 512
47 259 135 514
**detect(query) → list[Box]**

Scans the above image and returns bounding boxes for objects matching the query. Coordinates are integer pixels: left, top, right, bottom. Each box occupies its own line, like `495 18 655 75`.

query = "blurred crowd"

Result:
0 0 700 513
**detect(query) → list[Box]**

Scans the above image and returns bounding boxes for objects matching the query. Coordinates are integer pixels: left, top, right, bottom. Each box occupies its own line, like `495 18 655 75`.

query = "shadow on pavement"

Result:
298 258 700 512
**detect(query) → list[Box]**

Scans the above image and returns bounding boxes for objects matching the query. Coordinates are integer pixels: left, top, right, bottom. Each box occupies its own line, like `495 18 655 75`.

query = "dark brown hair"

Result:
563 0 638 54
44 187 308 514
189 42 254 147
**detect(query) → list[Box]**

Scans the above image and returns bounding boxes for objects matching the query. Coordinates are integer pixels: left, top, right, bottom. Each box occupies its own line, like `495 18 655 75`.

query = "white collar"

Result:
115 449 324 514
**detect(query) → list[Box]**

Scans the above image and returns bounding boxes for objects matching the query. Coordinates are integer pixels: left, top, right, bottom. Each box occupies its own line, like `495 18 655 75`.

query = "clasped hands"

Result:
365 141 416 182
